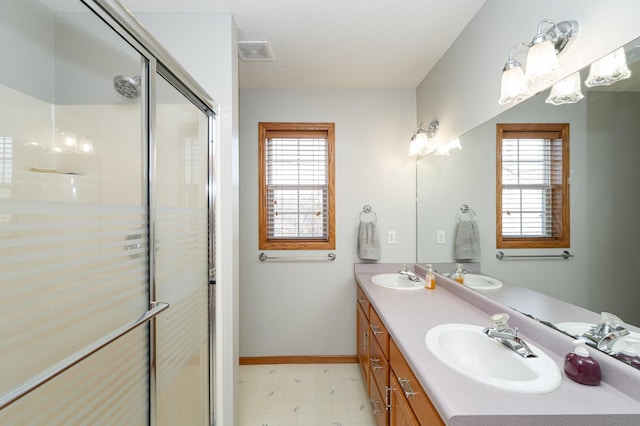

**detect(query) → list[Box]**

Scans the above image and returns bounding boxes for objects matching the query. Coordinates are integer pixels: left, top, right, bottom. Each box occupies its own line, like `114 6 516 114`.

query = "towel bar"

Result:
258 252 336 262
496 250 573 260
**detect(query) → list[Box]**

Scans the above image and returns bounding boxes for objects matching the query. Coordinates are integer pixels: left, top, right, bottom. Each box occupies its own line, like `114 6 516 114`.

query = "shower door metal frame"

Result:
78 1 220 424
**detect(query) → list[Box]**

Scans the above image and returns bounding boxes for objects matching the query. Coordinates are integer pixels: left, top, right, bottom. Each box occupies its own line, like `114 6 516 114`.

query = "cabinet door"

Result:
390 340 445 426
357 284 370 315
390 375 419 426
357 302 370 387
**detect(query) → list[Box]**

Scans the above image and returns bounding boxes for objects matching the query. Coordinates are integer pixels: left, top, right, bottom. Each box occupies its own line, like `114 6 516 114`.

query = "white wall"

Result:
239 89 416 357
417 0 640 143
135 12 239 426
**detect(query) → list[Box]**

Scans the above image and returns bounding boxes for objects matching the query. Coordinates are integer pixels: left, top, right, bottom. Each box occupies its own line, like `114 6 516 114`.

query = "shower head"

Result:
113 75 141 99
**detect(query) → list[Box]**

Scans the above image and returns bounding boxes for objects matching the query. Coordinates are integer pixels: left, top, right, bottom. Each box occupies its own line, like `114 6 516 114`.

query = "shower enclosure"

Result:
0 0 218 424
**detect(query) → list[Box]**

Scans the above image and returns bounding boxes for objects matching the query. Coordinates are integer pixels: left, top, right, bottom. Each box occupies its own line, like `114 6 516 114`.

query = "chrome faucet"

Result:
399 264 420 282
482 313 537 358
582 312 630 354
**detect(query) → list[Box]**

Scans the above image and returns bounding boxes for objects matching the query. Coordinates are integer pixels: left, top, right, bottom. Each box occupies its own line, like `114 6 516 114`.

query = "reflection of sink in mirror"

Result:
371 273 424 290
555 322 640 354
425 323 561 394
463 273 503 290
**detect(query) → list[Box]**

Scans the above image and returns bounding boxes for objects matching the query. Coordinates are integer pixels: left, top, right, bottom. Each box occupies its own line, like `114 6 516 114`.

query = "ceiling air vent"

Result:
238 41 274 62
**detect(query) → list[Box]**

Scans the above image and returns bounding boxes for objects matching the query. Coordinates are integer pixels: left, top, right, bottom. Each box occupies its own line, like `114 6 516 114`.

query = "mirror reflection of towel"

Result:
358 221 380 261
454 220 480 260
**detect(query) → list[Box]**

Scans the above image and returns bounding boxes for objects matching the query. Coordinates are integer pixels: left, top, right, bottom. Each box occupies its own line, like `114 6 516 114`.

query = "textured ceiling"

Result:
61 0 487 88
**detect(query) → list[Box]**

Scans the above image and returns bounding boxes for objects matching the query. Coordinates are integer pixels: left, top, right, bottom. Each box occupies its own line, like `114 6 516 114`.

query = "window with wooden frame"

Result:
258 122 335 250
496 123 570 248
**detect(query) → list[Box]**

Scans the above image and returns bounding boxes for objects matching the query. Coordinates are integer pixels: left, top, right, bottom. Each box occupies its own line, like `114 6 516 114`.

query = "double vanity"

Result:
355 263 640 425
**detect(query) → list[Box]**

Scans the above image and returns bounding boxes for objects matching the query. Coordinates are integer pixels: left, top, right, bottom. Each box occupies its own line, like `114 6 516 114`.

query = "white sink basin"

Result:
463 273 503 290
555 322 640 354
371 273 424 290
425 323 562 394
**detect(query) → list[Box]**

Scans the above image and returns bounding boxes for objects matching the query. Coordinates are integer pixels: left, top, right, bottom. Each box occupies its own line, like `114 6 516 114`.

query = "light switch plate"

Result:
437 230 445 244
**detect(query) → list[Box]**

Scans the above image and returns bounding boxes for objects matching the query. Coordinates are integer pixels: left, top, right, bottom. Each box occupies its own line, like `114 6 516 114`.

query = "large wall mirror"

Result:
417 36 640 367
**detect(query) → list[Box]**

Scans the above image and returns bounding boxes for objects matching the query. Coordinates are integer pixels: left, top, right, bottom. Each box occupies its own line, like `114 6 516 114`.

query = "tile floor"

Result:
238 363 377 426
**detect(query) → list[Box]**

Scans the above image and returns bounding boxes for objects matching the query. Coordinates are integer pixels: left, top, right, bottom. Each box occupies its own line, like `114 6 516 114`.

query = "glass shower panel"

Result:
1 1 149 422
154 75 210 425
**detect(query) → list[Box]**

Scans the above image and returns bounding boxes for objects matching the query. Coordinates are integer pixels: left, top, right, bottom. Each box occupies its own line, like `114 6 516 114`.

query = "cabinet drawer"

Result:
390 339 444 426
369 306 389 358
356 284 370 319
368 330 389 396
390 374 419 426
369 372 388 426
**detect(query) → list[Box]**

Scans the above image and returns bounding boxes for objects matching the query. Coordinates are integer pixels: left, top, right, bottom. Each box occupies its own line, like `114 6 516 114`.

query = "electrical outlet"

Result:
437 230 445 244
387 231 397 244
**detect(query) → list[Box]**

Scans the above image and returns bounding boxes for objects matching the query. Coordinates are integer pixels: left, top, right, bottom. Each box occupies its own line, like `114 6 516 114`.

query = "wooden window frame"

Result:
258 122 335 250
496 123 570 249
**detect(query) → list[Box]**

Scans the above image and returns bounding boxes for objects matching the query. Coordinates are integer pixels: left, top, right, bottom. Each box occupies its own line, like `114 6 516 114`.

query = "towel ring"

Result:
359 204 377 222
456 204 477 222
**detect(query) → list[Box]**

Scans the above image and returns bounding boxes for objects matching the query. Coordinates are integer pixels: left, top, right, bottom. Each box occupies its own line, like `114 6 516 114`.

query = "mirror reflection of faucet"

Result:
442 264 467 282
482 313 537 358
581 312 630 354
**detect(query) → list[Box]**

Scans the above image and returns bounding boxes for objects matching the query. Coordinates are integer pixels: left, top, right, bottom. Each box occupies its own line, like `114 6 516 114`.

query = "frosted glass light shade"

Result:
408 136 420 156
545 72 584 105
584 48 631 87
525 39 560 92
499 66 528 105
409 132 433 156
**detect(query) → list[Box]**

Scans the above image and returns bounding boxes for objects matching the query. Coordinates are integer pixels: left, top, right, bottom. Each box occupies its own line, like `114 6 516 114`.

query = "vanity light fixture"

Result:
584 47 632 87
499 19 578 105
409 120 439 156
545 71 583 105
408 121 462 157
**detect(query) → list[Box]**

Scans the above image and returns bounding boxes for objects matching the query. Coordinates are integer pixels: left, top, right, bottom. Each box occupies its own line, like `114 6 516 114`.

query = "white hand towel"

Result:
358 220 380 261
454 220 481 260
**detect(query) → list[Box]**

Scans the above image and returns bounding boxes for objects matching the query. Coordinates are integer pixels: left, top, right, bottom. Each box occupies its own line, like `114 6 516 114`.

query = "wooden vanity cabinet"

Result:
356 284 389 426
357 283 444 425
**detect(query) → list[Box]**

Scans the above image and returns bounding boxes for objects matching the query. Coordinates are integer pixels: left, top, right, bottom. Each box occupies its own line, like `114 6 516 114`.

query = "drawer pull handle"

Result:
385 386 393 409
398 377 417 399
357 298 366 304
369 357 383 370
370 324 383 335
370 398 382 414
363 332 368 350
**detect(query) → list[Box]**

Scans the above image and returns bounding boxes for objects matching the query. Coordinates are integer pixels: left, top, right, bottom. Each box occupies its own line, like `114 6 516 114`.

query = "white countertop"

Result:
355 263 640 426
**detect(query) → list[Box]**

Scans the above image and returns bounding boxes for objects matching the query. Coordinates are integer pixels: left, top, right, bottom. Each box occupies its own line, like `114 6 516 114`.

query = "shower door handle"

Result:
0 301 170 410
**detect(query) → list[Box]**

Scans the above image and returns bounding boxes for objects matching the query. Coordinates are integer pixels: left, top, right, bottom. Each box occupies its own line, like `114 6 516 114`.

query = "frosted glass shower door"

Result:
0 2 152 423
154 75 211 425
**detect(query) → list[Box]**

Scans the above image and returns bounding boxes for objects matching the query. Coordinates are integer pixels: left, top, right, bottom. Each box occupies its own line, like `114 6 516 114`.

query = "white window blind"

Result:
501 136 562 238
265 132 328 240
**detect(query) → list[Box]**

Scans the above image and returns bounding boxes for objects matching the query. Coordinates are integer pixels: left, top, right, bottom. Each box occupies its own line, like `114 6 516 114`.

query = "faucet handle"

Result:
490 313 510 331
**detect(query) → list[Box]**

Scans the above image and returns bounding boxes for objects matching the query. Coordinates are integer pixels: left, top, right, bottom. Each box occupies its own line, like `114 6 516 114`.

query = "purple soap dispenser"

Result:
564 340 601 385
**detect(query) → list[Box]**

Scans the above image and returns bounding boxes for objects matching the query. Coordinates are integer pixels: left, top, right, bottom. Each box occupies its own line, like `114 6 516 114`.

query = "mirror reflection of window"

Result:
496 123 570 248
